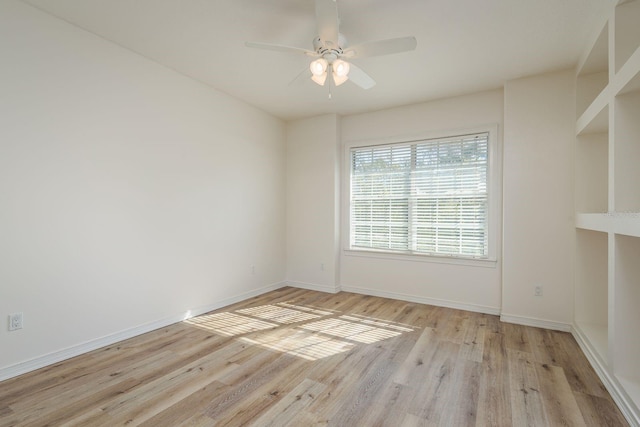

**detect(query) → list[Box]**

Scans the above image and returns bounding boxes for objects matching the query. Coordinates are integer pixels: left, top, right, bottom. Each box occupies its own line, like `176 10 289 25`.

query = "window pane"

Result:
351 145 411 252
350 133 489 258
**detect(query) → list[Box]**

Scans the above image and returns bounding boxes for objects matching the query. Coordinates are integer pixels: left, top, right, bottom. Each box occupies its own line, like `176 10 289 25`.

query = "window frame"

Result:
342 125 500 267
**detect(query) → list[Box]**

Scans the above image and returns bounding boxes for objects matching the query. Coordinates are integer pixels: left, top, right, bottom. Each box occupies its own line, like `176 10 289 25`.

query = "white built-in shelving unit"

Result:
574 1 640 424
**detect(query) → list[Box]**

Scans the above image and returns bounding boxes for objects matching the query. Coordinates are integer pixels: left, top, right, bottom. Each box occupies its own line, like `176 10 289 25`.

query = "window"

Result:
348 132 490 260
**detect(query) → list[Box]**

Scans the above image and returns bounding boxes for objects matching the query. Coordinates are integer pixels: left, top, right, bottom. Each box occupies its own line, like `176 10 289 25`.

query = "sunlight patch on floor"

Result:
240 330 354 361
339 315 414 332
183 300 414 360
300 318 403 344
184 312 276 336
236 304 322 324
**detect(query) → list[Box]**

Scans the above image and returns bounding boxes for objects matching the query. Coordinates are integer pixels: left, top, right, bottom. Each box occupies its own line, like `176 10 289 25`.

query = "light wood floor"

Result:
0 287 628 426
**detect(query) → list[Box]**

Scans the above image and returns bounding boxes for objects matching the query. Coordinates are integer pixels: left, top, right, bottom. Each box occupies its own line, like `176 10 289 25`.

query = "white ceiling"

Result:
22 0 613 121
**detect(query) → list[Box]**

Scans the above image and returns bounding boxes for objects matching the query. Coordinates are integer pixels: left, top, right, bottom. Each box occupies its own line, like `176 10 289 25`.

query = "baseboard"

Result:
499 313 572 332
0 281 287 382
286 280 341 294
572 325 640 427
340 285 500 315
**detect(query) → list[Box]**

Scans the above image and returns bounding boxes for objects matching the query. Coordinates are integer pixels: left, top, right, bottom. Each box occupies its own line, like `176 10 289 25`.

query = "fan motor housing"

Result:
313 33 347 57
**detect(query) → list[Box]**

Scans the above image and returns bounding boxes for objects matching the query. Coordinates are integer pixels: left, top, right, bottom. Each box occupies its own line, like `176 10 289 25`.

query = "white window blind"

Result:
350 132 489 258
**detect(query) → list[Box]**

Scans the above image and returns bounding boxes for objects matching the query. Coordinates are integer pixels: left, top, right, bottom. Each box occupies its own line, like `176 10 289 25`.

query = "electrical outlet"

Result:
321 263 325 271
251 265 255 275
9 313 23 331
535 285 543 297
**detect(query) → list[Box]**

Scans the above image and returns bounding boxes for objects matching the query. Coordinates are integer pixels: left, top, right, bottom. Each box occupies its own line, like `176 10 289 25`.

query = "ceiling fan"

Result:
245 0 417 90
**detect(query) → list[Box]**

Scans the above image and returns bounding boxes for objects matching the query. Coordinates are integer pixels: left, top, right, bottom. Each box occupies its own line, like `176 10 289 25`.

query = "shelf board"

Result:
575 213 611 233
614 46 640 96
576 88 610 135
576 213 640 237
575 321 608 364
613 215 640 237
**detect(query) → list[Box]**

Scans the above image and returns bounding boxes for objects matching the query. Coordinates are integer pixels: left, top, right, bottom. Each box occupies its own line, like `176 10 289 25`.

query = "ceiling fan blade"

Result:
245 41 317 57
347 63 376 90
288 68 313 87
343 36 417 59
315 0 339 47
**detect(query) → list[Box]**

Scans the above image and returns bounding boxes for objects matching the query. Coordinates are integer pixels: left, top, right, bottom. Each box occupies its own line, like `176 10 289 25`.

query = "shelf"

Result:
614 0 640 74
577 22 609 118
575 3 640 423
576 213 640 237
613 234 640 398
611 214 640 237
614 90 640 212
576 91 609 135
575 229 608 363
576 213 610 233
614 47 640 96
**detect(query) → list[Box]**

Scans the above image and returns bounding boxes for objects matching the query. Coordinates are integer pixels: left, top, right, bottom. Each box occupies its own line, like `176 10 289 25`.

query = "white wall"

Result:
339 90 504 312
0 0 285 374
286 115 340 292
0 0 581 379
502 70 575 328
284 96 504 313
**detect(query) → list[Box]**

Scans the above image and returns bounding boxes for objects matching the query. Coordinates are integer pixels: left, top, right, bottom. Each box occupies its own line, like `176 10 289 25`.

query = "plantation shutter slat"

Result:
350 133 489 258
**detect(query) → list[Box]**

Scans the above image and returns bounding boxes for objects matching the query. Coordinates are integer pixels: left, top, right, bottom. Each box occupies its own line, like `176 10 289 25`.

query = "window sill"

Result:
343 249 498 268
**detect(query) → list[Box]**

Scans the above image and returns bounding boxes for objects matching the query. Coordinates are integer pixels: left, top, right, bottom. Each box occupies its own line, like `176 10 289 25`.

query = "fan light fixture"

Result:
310 58 328 76
309 58 328 85
332 59 350 86
309 57 350 87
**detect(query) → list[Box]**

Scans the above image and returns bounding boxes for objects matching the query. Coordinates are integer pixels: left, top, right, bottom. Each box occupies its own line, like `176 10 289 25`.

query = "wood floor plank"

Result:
203 354 310 425
527 327 563 366
209 360 313 426
573 391 630 427
459 314 485 363
2 348 179 425
403 340 460 424
99 359 240 426
20 378 142 427
393 327 436 386
286 410 328 426
138 381 227 427
481 312 502 334
326 346 401 426
9 349 176 414
305 343 388 418
507 348 548 426
0 326 192 408
400 413 424 427
356 382 410 427
442 358 482 427
503 322 532 353
59 407 107 427
0 288 628 427
547 331 611 398
176 412 216 427
390 302 430 329
535 362 587 426
476 331 513 426
435 309 469 345
248 378 326 427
